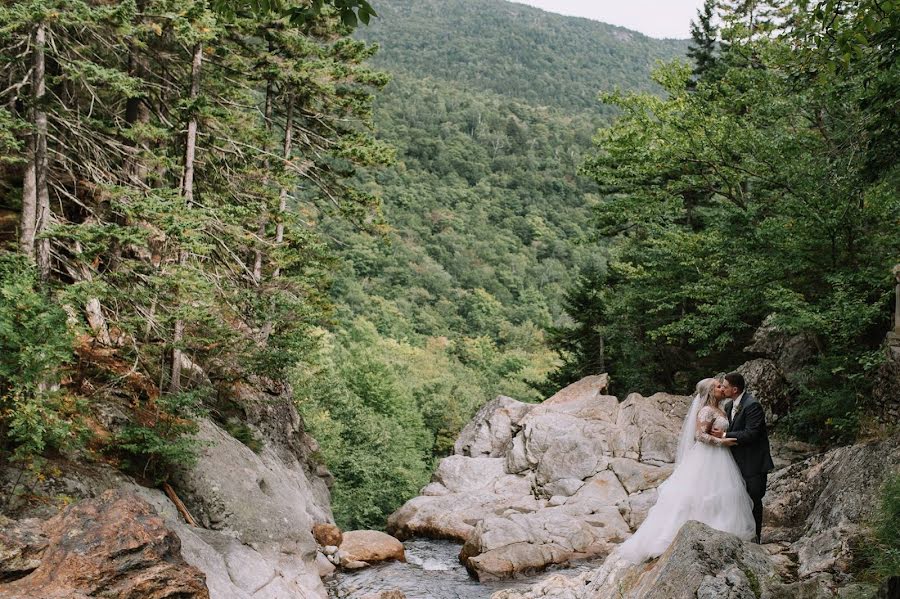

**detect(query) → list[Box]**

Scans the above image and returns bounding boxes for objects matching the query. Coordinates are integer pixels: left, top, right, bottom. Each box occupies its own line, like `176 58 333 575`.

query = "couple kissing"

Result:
616 372 775 564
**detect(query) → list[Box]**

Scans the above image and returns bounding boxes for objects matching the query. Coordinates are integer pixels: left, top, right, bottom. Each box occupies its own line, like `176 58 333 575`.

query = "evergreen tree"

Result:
687 0 719 82
540 263 608 395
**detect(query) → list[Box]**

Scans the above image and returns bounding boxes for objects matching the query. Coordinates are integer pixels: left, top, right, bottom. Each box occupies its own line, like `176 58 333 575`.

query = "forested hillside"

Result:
293 0 691 528
355 0 688 113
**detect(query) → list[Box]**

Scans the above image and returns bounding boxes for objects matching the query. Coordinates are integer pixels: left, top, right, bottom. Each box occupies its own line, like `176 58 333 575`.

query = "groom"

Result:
718 372 775 543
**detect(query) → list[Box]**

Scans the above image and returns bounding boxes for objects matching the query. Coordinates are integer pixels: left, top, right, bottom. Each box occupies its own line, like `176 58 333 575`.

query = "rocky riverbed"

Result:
325 539 601 599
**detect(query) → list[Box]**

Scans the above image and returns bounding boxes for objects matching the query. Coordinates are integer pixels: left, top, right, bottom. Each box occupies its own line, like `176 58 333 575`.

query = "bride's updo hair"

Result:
694 377 720 408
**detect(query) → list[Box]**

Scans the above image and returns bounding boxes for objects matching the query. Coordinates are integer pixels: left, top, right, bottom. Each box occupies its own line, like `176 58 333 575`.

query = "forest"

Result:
0 2 897 581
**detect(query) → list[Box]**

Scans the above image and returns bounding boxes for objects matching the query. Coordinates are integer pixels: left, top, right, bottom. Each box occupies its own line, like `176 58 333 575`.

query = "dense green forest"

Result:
295 0 693 527
558 0 900 446
354 0 687 114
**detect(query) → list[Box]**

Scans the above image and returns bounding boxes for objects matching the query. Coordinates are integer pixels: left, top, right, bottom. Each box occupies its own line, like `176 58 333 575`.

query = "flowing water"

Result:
326 539 598 599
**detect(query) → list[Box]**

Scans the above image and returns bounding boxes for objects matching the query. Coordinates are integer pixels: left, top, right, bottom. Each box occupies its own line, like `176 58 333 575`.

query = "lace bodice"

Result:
695 405 728 445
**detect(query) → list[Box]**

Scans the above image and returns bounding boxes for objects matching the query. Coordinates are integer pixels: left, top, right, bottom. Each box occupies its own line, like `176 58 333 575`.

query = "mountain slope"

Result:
356 0 688 114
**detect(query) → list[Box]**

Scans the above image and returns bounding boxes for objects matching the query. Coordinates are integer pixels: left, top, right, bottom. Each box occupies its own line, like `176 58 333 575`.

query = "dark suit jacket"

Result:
724 392 775 479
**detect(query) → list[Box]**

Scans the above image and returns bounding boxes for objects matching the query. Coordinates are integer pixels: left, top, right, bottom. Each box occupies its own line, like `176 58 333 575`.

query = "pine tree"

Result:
687 0 719 83
540 263 608 394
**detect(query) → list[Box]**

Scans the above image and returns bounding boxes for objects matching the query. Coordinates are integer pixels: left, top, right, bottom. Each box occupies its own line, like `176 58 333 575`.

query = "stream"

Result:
326 539 599 599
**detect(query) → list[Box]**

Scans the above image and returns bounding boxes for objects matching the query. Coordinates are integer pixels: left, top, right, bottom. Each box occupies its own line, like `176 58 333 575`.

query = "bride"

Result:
616 377 756 564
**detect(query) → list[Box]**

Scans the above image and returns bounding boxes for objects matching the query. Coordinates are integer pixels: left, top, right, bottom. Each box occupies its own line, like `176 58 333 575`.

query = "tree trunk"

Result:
170 41 203 393
33 22 51 280
252 77 275 285
19 138 36 258
272 97 294 279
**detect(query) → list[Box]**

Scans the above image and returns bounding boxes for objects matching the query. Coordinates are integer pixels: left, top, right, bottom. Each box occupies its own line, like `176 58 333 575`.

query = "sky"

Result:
507 0 707 39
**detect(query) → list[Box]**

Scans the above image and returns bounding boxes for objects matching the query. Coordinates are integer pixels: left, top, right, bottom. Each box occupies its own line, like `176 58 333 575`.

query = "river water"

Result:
326 539 597 599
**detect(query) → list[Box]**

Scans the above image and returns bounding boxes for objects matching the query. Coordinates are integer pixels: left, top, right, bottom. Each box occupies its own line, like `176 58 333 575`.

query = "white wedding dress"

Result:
616 399 756 564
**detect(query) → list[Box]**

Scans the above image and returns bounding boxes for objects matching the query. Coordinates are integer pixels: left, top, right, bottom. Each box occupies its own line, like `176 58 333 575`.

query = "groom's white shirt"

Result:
730 391 746 420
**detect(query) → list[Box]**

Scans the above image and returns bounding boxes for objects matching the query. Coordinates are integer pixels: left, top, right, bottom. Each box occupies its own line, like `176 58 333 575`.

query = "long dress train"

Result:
616 406 756 564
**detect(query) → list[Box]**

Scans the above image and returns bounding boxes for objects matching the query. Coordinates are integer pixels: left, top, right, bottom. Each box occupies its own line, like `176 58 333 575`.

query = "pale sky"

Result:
508 0 707 39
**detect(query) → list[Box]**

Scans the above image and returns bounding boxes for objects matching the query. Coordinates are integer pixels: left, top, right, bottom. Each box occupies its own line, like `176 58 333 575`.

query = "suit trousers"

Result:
744 473 767 543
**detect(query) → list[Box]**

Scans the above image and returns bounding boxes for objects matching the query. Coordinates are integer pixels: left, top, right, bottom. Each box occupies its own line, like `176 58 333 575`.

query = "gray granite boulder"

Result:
387 377 692 581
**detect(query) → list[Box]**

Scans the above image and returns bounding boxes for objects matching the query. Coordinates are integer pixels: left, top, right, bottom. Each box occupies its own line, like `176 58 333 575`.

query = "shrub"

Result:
0 253 78 463
113 390 207 483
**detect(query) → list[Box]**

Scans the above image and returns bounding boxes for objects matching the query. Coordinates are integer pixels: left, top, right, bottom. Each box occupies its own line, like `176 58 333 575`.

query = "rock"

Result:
619 487 658 529
496 434 900 599
454 395 535 458
433 455 508 493
0 517 47 583
770 439 820 471
388 378 692 580
763 434 900 587
0 376 336 599
342 559 370 569
313 523 342 547
569 470 627 505
323 544 338 555
460 503 630 581
583 521 777 599
744 315 816 380
737 358 791 423
339 530 405 565
543 374 609 406
0 490 208 599
361 591 406 599
161 417 330 598
608 458 673 494
315 551 335 578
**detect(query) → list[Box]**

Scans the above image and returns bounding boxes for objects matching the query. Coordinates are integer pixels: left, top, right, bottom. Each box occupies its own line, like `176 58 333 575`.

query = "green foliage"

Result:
295 3 695 526
0 0 388 487
114 391 208 483
864 471 900 582
539 261 610 395
294 320 434 529
555 0 900 408
222 418 263 453
0 253 78 463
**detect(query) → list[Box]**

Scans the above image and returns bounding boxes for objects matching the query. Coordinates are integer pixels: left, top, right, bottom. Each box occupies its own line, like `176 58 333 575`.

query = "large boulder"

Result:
738 358 791 423
763 435 900 583
0 378 337 599
744 315 816 380
0 517 46 583
491 521 832 599
338 530 405 566
0 490 209 599
387 377 692 580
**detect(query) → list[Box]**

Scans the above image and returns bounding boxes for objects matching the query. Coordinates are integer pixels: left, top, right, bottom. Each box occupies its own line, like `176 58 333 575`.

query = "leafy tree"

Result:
0 0 389 483
561 0 899 439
